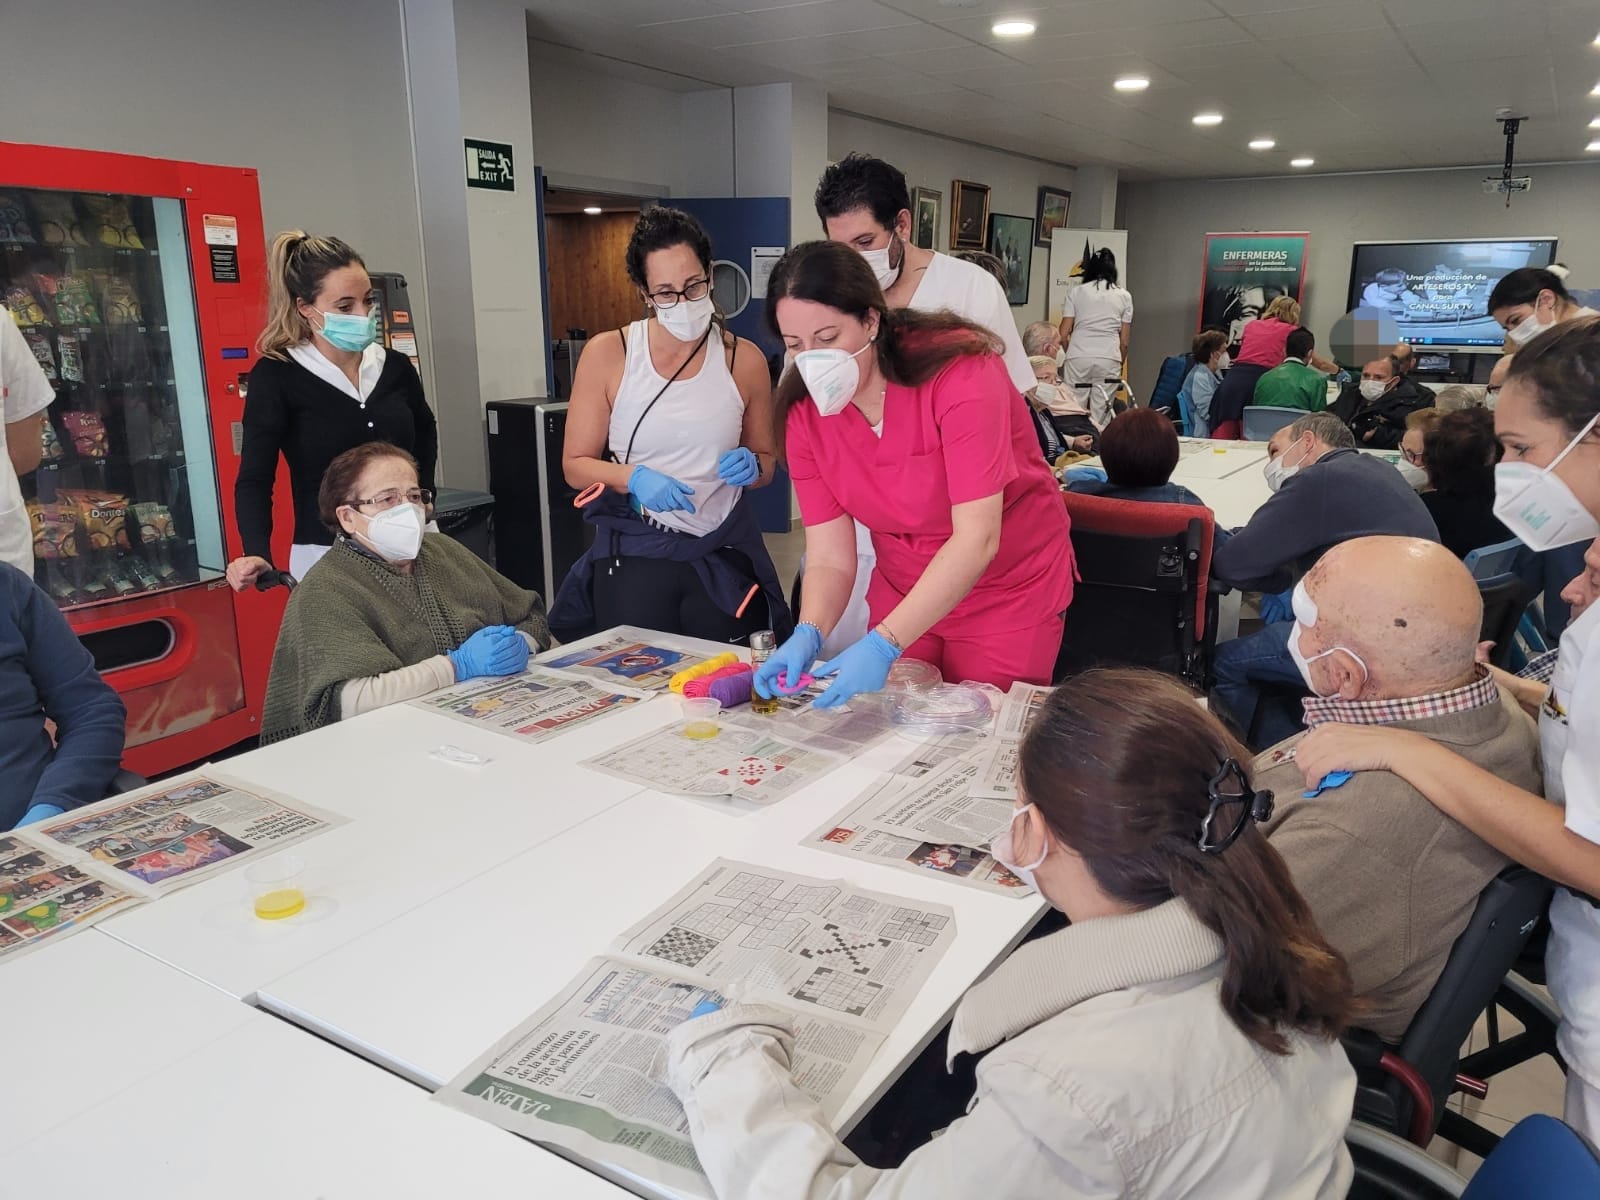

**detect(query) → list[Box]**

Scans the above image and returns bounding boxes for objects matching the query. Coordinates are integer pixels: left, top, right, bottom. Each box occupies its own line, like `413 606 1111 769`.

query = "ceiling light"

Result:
1290 156 1315 168
1592 82 1600 95
1192 112 1224 126
1248 137 1276 150
1587 140 1600 153
991 18 1036 37
1590 116 1600 128
1113 75 1150 92
583 206 603 215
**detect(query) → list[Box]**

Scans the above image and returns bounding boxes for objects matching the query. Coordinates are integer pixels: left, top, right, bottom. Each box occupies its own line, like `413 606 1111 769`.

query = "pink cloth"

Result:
1234 317 1294 369
787 350 1074 642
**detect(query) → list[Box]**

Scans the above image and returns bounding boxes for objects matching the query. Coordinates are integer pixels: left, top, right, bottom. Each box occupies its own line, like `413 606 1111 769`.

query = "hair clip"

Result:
1198 758 1275 854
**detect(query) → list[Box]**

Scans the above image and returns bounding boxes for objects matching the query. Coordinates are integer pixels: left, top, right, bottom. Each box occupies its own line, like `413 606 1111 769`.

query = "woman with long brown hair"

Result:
667 668 1357 1198
226 231 436 588
753 240 1074 707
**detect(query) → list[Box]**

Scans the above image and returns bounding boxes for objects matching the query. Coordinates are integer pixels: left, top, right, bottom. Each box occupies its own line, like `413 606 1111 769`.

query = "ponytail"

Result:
257 230 365 359
1017 668 1356 1055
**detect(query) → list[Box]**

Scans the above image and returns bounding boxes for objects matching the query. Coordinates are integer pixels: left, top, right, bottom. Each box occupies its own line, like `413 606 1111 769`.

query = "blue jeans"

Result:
1212 620 1309 748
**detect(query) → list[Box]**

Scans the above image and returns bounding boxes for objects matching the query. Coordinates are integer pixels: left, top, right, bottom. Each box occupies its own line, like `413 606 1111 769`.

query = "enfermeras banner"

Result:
1198 232 1311 339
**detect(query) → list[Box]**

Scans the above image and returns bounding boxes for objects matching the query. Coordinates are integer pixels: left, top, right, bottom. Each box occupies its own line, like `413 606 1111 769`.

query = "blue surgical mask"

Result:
318 309 379 352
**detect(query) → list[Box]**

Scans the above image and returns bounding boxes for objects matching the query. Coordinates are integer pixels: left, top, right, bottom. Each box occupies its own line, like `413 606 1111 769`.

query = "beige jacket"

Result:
666 899 1355 1199
1258 689 1542 1041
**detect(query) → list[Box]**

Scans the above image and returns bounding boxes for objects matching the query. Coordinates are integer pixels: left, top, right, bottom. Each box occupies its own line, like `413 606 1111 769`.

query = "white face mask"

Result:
1506 295 1555 347
1033 382 1062 406
1359 379 1389 402
1215 352 1231 372
1286 581 1370 697
795 334 876 417
356 502 425 563
1054 346 1067 369
1263 439 1310 492
1397 459 1429 491
859 234 902 291
990 804 1047 894
654 293 714 343
1493 414 1600 551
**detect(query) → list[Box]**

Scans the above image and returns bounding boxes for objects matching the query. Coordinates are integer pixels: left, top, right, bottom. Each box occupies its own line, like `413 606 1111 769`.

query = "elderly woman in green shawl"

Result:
262 442 550 742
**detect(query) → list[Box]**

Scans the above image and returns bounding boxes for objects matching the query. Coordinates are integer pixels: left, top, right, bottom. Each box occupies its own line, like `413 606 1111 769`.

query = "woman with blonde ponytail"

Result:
226 231 436 588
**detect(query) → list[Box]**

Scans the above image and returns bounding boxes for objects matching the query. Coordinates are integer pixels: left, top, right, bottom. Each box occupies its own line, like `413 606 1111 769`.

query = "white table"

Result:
256 730 1044 1196
95 692 676 999
6 940 623 1197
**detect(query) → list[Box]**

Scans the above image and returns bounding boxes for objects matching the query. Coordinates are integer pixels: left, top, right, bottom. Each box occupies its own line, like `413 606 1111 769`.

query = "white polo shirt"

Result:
0 310 56 576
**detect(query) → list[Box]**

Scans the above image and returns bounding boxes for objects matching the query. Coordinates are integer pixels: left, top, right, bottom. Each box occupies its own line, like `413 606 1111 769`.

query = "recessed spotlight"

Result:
1248 137 1276 150
1590 116 1600 128
1592 82 1600 95
583 206 603 215
991 18 1036 37
1290 156 1315 168
1587 140 1600 153
1113 75 1150 92
1193 112 1224 126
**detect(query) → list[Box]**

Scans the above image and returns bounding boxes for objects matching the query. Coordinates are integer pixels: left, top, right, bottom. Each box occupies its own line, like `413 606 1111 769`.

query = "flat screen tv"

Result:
1346 238 1558 349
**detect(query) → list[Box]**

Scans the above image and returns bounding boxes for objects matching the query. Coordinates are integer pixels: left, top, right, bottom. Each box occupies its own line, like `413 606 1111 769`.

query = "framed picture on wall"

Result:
912 187 941 250
1035 187 1071 248
987 213 1034 305
951 180 990 250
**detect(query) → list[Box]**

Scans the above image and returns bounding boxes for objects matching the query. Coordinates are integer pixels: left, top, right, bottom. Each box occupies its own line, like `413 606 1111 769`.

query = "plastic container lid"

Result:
884 658 942 693
890 684 994 735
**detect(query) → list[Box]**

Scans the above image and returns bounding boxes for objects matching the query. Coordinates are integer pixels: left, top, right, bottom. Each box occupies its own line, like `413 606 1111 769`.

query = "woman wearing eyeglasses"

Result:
226 231 437 590
260 442 549 743
551 207 790 645
668 669 1357 1199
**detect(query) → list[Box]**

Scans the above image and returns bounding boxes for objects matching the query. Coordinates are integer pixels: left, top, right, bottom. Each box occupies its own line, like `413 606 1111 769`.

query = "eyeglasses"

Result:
1402 446 1425 465
349 488 432 511
647 278 710 308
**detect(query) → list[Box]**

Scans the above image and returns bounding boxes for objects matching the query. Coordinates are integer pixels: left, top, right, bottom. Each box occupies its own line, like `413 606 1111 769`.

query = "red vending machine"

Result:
0 142 278 777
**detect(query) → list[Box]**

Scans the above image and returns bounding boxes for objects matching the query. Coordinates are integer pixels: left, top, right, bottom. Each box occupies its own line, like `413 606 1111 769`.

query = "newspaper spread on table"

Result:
583 724 843 807
717 681 897 756
438 860 957 1197
1 771 341 962
539 627 713 693
994 682 1053 743
410 668 645 744
805 757 1028 895
884 729 989 779
969 683 1056 800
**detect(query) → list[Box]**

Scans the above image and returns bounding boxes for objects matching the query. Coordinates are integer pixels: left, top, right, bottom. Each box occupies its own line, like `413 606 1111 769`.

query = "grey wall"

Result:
1119 163 1600 403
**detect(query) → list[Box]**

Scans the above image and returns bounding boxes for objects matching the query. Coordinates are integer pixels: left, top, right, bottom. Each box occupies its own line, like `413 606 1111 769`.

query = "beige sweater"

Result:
1258 688 1542 1041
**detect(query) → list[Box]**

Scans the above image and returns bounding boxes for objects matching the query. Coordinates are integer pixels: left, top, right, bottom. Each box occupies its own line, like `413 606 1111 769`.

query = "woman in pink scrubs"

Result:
754 241 1074 707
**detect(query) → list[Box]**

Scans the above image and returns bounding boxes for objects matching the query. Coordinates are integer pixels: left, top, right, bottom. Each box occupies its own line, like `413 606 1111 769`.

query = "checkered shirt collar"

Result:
1301 665 1500 729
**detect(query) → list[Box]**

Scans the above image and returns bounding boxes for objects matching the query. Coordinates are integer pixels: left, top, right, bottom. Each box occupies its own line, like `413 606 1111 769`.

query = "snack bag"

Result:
0 193 35 244
62 489 131 550
56 334 84 383
42 273 101 326
123 555 162 591
22 329 57 379
3 285 49 329
133 501 176 542
31 192 88 247
82 195 144 250
39 420 65 463
28 501 80 559
62 411 110 458
98 274 143 325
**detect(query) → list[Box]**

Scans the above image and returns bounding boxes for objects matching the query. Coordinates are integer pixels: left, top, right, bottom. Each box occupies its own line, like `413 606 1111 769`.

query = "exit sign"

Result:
465 139 514 191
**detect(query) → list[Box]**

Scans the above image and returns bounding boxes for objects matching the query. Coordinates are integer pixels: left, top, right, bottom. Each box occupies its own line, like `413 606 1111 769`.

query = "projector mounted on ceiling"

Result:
1485 112 1532 207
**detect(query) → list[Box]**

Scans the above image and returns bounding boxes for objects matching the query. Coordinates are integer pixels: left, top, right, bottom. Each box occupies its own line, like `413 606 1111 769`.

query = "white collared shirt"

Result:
287 340 386 406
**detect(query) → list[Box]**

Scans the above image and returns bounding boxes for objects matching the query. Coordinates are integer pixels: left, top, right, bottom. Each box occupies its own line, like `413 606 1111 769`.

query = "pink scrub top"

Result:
1234 317 1294 368
786 349 1074 637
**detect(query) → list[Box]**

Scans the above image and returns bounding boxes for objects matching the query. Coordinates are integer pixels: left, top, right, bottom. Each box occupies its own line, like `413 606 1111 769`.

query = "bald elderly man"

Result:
1253 537 1542 1041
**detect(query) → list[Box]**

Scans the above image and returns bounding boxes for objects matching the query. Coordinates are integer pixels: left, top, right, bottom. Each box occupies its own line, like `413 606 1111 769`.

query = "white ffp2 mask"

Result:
359 502 425 563
1493 415 1600 551
795 336 875 417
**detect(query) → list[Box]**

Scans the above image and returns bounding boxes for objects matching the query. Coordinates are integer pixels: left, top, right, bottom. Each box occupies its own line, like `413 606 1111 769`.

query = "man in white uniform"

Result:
810 153 1037 657
0 309 53 576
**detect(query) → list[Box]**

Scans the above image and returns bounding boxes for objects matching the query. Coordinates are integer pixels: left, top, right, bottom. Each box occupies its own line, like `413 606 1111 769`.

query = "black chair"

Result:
1344 866 1552 1157
1476 573 1531 670
108 769 148 797
1056 492 1217 688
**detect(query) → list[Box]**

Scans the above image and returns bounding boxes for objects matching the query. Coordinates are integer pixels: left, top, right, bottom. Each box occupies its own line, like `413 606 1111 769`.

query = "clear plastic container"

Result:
246 853 305 921
884 658 942 693
680 696 722 739
890 684 995 736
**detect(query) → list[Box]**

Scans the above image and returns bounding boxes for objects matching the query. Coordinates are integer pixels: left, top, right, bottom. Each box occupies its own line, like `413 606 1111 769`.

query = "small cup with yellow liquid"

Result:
680 697 722 740
247 854 307 921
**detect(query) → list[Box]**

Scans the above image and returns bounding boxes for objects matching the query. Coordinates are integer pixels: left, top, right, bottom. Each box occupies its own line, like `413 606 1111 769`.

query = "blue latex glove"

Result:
628 465 696 514
17 803 64 828
447 626 527 681
689 998 723 1019
754 623 823 699
1303 770 1354 798
1259 588 1294 626
717 447 760 488
812 631 902 710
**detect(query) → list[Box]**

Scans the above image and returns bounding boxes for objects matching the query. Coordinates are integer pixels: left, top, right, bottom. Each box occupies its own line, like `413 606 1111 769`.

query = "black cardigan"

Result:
235 351 437 561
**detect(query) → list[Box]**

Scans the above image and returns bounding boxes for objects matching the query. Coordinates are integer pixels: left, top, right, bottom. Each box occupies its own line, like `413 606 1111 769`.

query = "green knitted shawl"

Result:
260 534 549 743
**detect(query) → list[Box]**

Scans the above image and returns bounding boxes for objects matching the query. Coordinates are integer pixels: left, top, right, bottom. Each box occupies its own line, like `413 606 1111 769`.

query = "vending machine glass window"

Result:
0 187 223 608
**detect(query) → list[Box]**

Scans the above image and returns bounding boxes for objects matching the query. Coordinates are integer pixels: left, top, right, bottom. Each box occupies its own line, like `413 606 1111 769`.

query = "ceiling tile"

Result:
728 0 919 39
1243 1 1391 39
